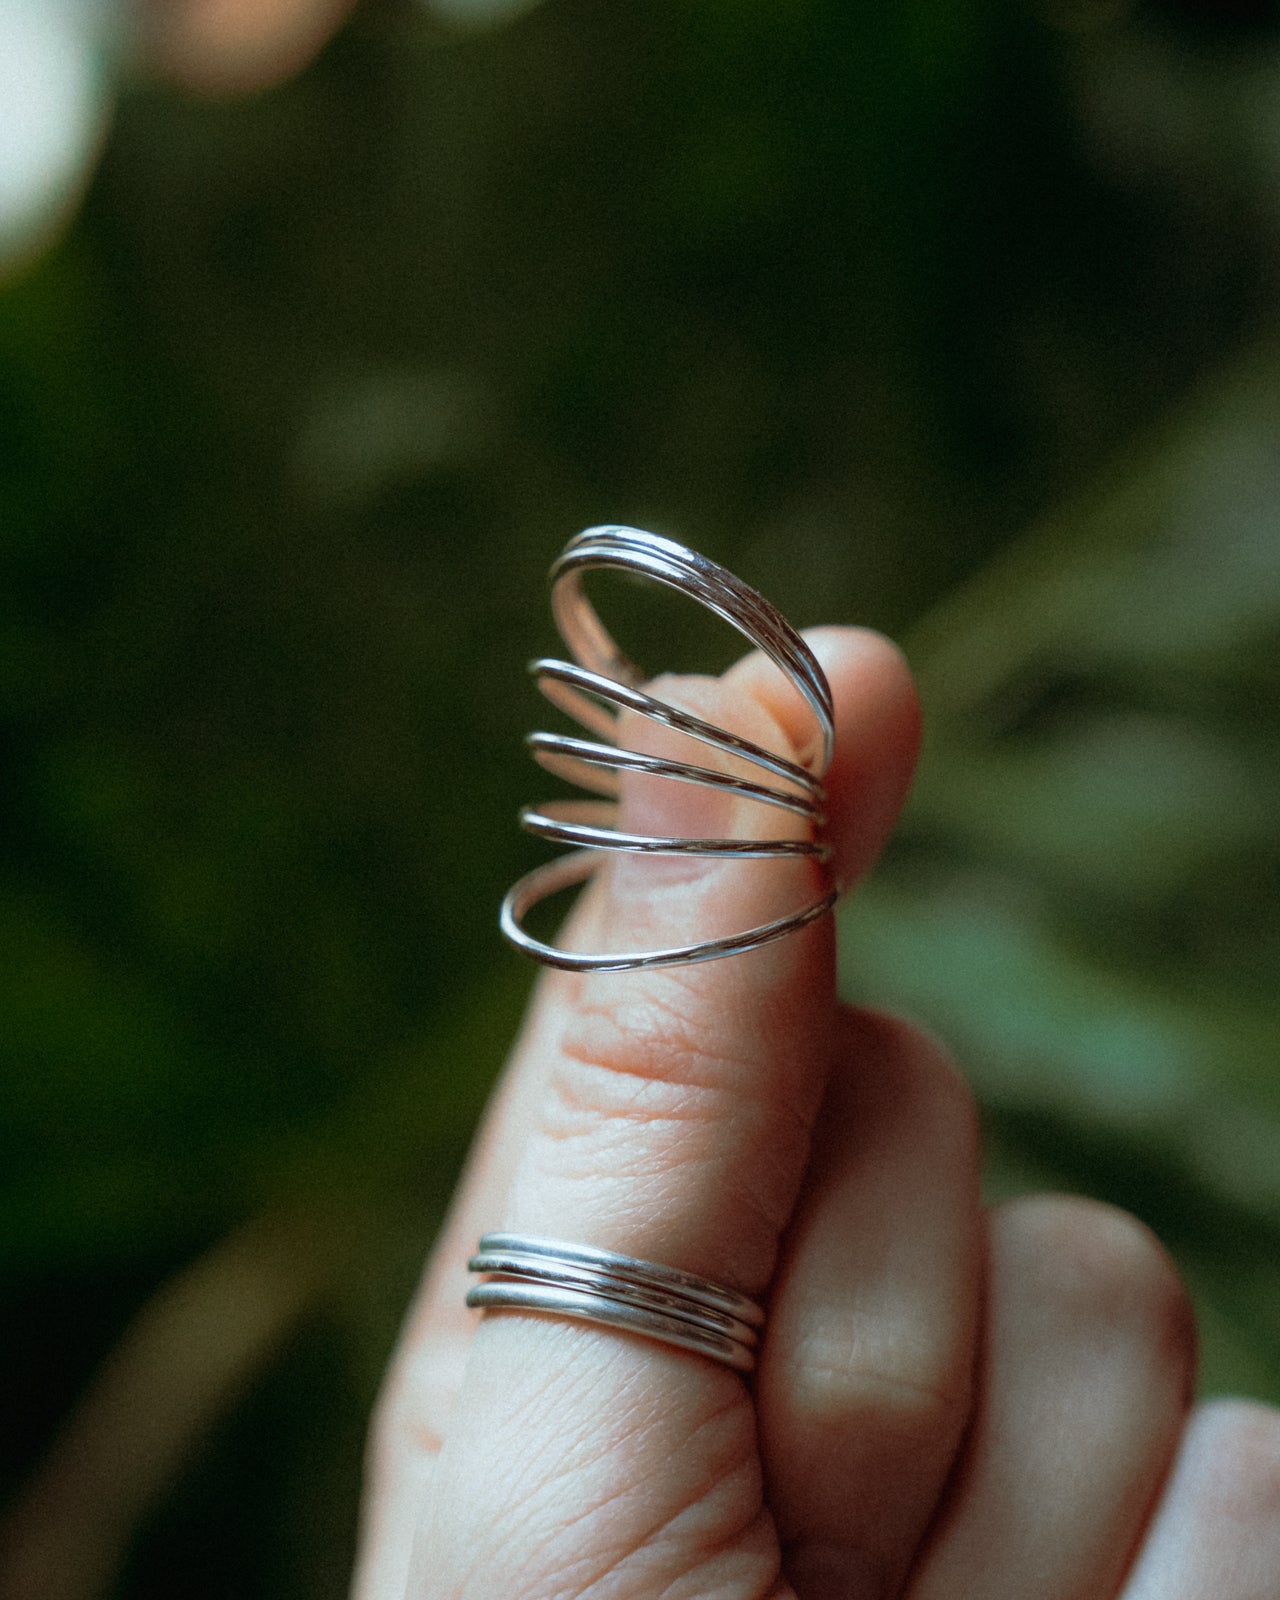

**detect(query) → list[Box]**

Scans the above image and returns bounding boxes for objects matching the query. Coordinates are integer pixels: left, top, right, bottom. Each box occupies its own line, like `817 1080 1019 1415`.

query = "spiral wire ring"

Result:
499 526 837 973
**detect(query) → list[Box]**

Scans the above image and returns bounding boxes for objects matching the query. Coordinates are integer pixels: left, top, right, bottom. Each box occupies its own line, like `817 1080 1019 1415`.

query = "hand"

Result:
352 629 1280 1599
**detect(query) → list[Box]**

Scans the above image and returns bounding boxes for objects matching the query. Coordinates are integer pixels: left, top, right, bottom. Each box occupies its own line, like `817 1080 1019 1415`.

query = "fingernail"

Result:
786 1540 880 1600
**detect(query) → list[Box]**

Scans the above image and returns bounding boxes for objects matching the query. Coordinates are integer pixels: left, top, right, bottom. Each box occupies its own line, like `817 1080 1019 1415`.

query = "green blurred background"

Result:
3 1 1280 1595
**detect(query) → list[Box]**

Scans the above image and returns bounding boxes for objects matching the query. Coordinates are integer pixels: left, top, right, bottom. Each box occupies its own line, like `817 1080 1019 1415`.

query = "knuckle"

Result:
531 1051 791 1256
996 1194 1196 1371
535 972 791 1188
779 1320 972 1451
561 972 763 1094
539 1047 730 1158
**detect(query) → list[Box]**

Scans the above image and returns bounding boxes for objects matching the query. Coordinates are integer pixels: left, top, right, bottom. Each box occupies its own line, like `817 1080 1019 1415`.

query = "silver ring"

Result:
500 527 837 972
466 1232 764 1373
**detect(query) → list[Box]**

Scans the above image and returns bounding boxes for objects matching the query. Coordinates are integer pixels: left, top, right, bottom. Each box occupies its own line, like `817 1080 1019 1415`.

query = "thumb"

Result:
367 628 920 1600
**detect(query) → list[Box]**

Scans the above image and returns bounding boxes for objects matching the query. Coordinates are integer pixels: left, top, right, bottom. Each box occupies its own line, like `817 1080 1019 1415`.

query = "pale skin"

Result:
351 628 1280 1600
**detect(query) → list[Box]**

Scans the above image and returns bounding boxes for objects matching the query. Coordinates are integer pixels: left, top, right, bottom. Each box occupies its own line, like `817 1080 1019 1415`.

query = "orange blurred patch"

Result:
134 0 358 94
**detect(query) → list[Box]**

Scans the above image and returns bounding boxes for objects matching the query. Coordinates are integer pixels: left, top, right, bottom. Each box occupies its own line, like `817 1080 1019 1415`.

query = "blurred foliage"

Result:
1 0 1279 1595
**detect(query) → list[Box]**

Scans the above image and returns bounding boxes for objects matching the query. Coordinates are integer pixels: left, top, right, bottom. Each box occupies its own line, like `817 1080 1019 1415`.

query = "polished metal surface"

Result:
466 1232 764 1373
500 526 837 972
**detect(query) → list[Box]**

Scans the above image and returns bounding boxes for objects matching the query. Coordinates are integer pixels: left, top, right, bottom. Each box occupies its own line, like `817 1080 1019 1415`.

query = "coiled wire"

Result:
499 526 837 972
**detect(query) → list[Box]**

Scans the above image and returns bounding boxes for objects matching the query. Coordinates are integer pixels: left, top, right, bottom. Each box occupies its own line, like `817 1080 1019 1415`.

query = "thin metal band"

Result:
550 529 835 776
475 1233 765 1322
467 1250 760 1346
531 659 825 800
526 733 819 819
466 1232 764 1372
465 1280 757 1372
501 849 839 973
502 527 837 973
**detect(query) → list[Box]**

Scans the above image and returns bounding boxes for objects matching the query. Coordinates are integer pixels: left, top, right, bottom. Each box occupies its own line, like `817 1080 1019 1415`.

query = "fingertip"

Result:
722 627 921 886
1117 1396 1280 1597
831 1004 979 1168
804 626 922 761
805 628 921 892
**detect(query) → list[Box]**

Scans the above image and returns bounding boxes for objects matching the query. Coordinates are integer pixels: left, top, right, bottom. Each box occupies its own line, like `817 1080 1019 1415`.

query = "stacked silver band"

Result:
466 1233 764 1373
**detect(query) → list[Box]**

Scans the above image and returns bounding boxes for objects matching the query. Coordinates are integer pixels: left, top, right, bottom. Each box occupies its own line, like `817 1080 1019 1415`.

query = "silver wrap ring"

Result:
500 526 837 973
466 1233 765 1374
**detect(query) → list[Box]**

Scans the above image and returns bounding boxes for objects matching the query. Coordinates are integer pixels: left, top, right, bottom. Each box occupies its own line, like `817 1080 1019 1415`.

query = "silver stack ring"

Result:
466 1232 764 1373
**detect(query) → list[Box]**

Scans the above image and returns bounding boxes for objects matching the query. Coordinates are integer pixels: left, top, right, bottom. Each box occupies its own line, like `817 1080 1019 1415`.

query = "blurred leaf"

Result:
842 342 1280 1402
